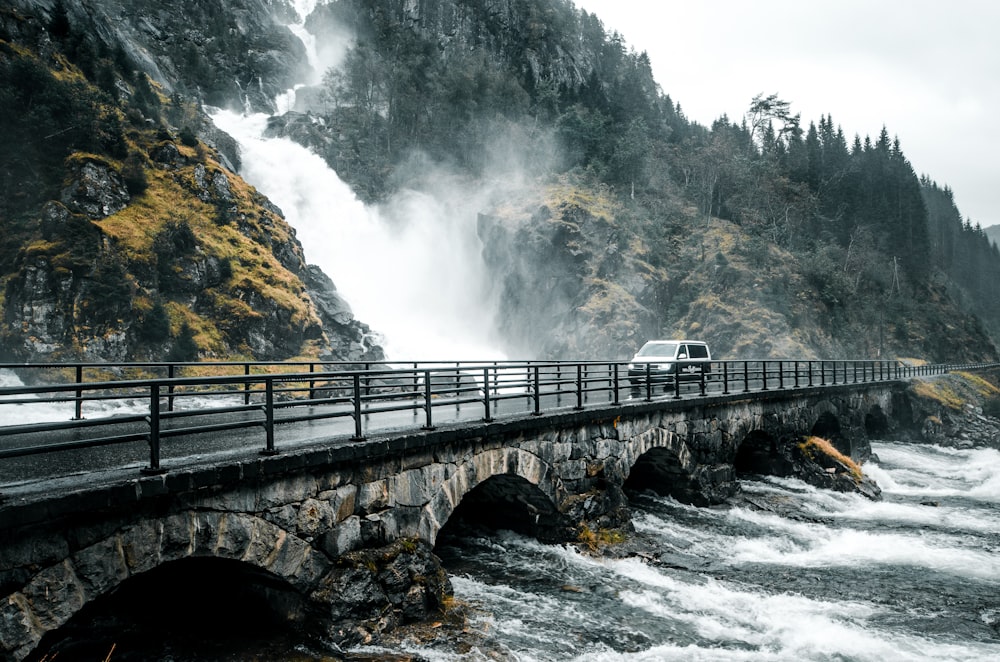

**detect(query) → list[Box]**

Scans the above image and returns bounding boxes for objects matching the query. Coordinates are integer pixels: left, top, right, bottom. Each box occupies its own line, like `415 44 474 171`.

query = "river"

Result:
359 439 999 661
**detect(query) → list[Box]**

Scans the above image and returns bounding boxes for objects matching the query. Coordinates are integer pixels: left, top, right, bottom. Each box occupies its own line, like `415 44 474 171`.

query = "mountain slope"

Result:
0 2 381 363
1 0 997 365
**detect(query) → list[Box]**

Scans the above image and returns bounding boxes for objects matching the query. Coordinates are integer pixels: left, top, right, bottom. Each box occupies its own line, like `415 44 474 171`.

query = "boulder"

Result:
60 159 129 220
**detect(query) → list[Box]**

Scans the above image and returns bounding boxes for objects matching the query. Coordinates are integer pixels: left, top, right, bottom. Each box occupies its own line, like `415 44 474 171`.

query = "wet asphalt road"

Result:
2 386 681 500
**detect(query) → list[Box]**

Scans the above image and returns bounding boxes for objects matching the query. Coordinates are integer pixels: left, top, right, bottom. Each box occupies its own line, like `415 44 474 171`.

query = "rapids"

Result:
361 440 1000 661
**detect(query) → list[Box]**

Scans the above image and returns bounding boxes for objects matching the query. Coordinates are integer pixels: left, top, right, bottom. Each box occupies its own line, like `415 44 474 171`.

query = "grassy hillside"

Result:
0 7 350 363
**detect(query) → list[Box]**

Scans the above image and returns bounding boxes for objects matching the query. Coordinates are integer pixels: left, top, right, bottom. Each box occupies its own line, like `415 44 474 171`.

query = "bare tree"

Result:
746 93 799 151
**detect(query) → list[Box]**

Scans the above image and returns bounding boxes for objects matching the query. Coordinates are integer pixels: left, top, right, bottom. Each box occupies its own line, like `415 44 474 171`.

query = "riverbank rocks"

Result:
315 538 452 648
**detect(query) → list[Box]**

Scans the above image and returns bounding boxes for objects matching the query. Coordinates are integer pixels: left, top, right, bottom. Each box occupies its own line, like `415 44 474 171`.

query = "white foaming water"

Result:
439 530 1000 662
0 368 153 425
724 510 1000 581
866 442 1000 502
0 369 75 425
212 109 502 360
212 1 503 361
606 558 995 662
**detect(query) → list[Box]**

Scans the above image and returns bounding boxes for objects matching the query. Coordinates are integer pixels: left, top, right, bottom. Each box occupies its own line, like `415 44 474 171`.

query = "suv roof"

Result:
631 340 711 359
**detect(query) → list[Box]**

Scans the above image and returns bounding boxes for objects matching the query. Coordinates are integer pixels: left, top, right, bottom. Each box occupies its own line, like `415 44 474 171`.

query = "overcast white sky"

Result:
574 0 1000 228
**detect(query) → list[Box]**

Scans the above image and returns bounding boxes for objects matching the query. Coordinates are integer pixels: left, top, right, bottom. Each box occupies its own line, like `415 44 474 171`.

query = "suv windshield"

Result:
636 342 678 358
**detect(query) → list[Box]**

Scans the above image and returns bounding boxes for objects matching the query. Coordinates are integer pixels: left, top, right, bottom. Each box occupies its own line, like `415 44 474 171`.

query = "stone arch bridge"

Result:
0 381 902 660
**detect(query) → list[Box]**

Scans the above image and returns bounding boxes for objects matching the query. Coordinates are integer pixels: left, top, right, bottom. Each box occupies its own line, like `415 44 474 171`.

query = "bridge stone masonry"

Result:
0 372 910 660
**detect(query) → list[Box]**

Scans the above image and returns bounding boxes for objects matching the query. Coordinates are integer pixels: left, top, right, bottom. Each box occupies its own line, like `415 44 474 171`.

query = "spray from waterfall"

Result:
211 2 505 361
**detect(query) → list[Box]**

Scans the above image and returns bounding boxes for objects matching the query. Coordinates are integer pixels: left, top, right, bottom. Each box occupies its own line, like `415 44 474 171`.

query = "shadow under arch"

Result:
12 509 330 662
27 557 314 661
811 410 851 456
865 404 890 437
733 429 794 477
434 473 571 547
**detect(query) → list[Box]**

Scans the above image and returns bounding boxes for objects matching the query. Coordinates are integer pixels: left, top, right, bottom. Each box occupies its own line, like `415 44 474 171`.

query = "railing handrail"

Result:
2 359 998 482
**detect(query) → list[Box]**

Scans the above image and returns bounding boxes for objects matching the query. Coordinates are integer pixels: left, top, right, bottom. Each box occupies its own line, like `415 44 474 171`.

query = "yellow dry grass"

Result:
911 379 964 411
799 435 863 481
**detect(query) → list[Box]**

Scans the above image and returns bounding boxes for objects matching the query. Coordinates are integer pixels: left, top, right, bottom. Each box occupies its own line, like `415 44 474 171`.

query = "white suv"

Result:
627 340 712 387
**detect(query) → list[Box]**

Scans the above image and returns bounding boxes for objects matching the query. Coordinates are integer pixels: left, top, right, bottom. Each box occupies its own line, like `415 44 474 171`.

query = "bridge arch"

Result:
419 447 563 546
624 427 694 494
810 407 850 456
4 511 330 660
733 429 788 476
31 556 309 660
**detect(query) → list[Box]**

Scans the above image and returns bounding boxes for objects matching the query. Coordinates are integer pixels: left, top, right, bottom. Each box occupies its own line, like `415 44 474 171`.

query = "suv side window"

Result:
686 344 708 359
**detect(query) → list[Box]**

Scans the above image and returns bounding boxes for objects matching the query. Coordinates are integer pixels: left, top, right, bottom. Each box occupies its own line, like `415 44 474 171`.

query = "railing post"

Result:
777 361 784 390
556 364 563 406
743 361 750 393
575 364 584 410
483 367 493 422
73 364 83 420
761 361 769 391
141 383 165 475
831 361 838 385
167 364 176 412
672 368 681 400
794 361 800 388
820 361 826 386
722 361 730 394
533 365 541 415
808 361 814 387
243 363 251 405
309 362 316 401
422 370 435 430
645 363 653 401
351 373 364 440
699 366 707 396
261 377 277 456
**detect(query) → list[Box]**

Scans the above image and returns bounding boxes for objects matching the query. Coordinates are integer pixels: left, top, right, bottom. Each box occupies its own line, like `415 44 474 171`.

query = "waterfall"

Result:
209 3 504 361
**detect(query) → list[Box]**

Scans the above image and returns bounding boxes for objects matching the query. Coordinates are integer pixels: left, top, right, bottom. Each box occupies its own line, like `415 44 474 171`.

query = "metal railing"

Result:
1 359 996 480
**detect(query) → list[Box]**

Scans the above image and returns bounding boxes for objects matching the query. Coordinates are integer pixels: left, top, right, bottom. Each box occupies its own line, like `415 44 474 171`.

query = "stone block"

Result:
22 560 84 630
295 498 337 538
0 593 39 658
214 513 255 560
357 480 390 513
71 536 128 598
122 519 164 573
390 469 431 508
320 516 361 558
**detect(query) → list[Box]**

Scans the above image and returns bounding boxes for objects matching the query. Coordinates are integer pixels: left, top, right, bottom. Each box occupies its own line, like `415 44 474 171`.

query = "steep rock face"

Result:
0 1 385 363
310 0 598 93
10 0 308 114
478 189 665 359
60 159 130 219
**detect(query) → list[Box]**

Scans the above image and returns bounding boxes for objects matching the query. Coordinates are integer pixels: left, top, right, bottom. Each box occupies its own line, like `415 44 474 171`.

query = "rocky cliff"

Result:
0 1 382 363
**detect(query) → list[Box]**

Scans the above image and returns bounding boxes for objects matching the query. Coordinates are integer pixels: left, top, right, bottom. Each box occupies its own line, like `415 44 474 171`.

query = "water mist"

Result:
211 2 503 361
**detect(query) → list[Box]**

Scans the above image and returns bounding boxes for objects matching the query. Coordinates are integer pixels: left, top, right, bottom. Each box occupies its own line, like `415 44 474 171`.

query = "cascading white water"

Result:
418 440 1000 662
212 1 504 362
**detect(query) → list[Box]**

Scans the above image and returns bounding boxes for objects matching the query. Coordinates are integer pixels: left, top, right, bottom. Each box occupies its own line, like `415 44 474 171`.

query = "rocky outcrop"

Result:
60 159 130 219
9 0 309 114
892 372 1000 450
302 265 384 362
478 197 665 359
309 0 599 96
